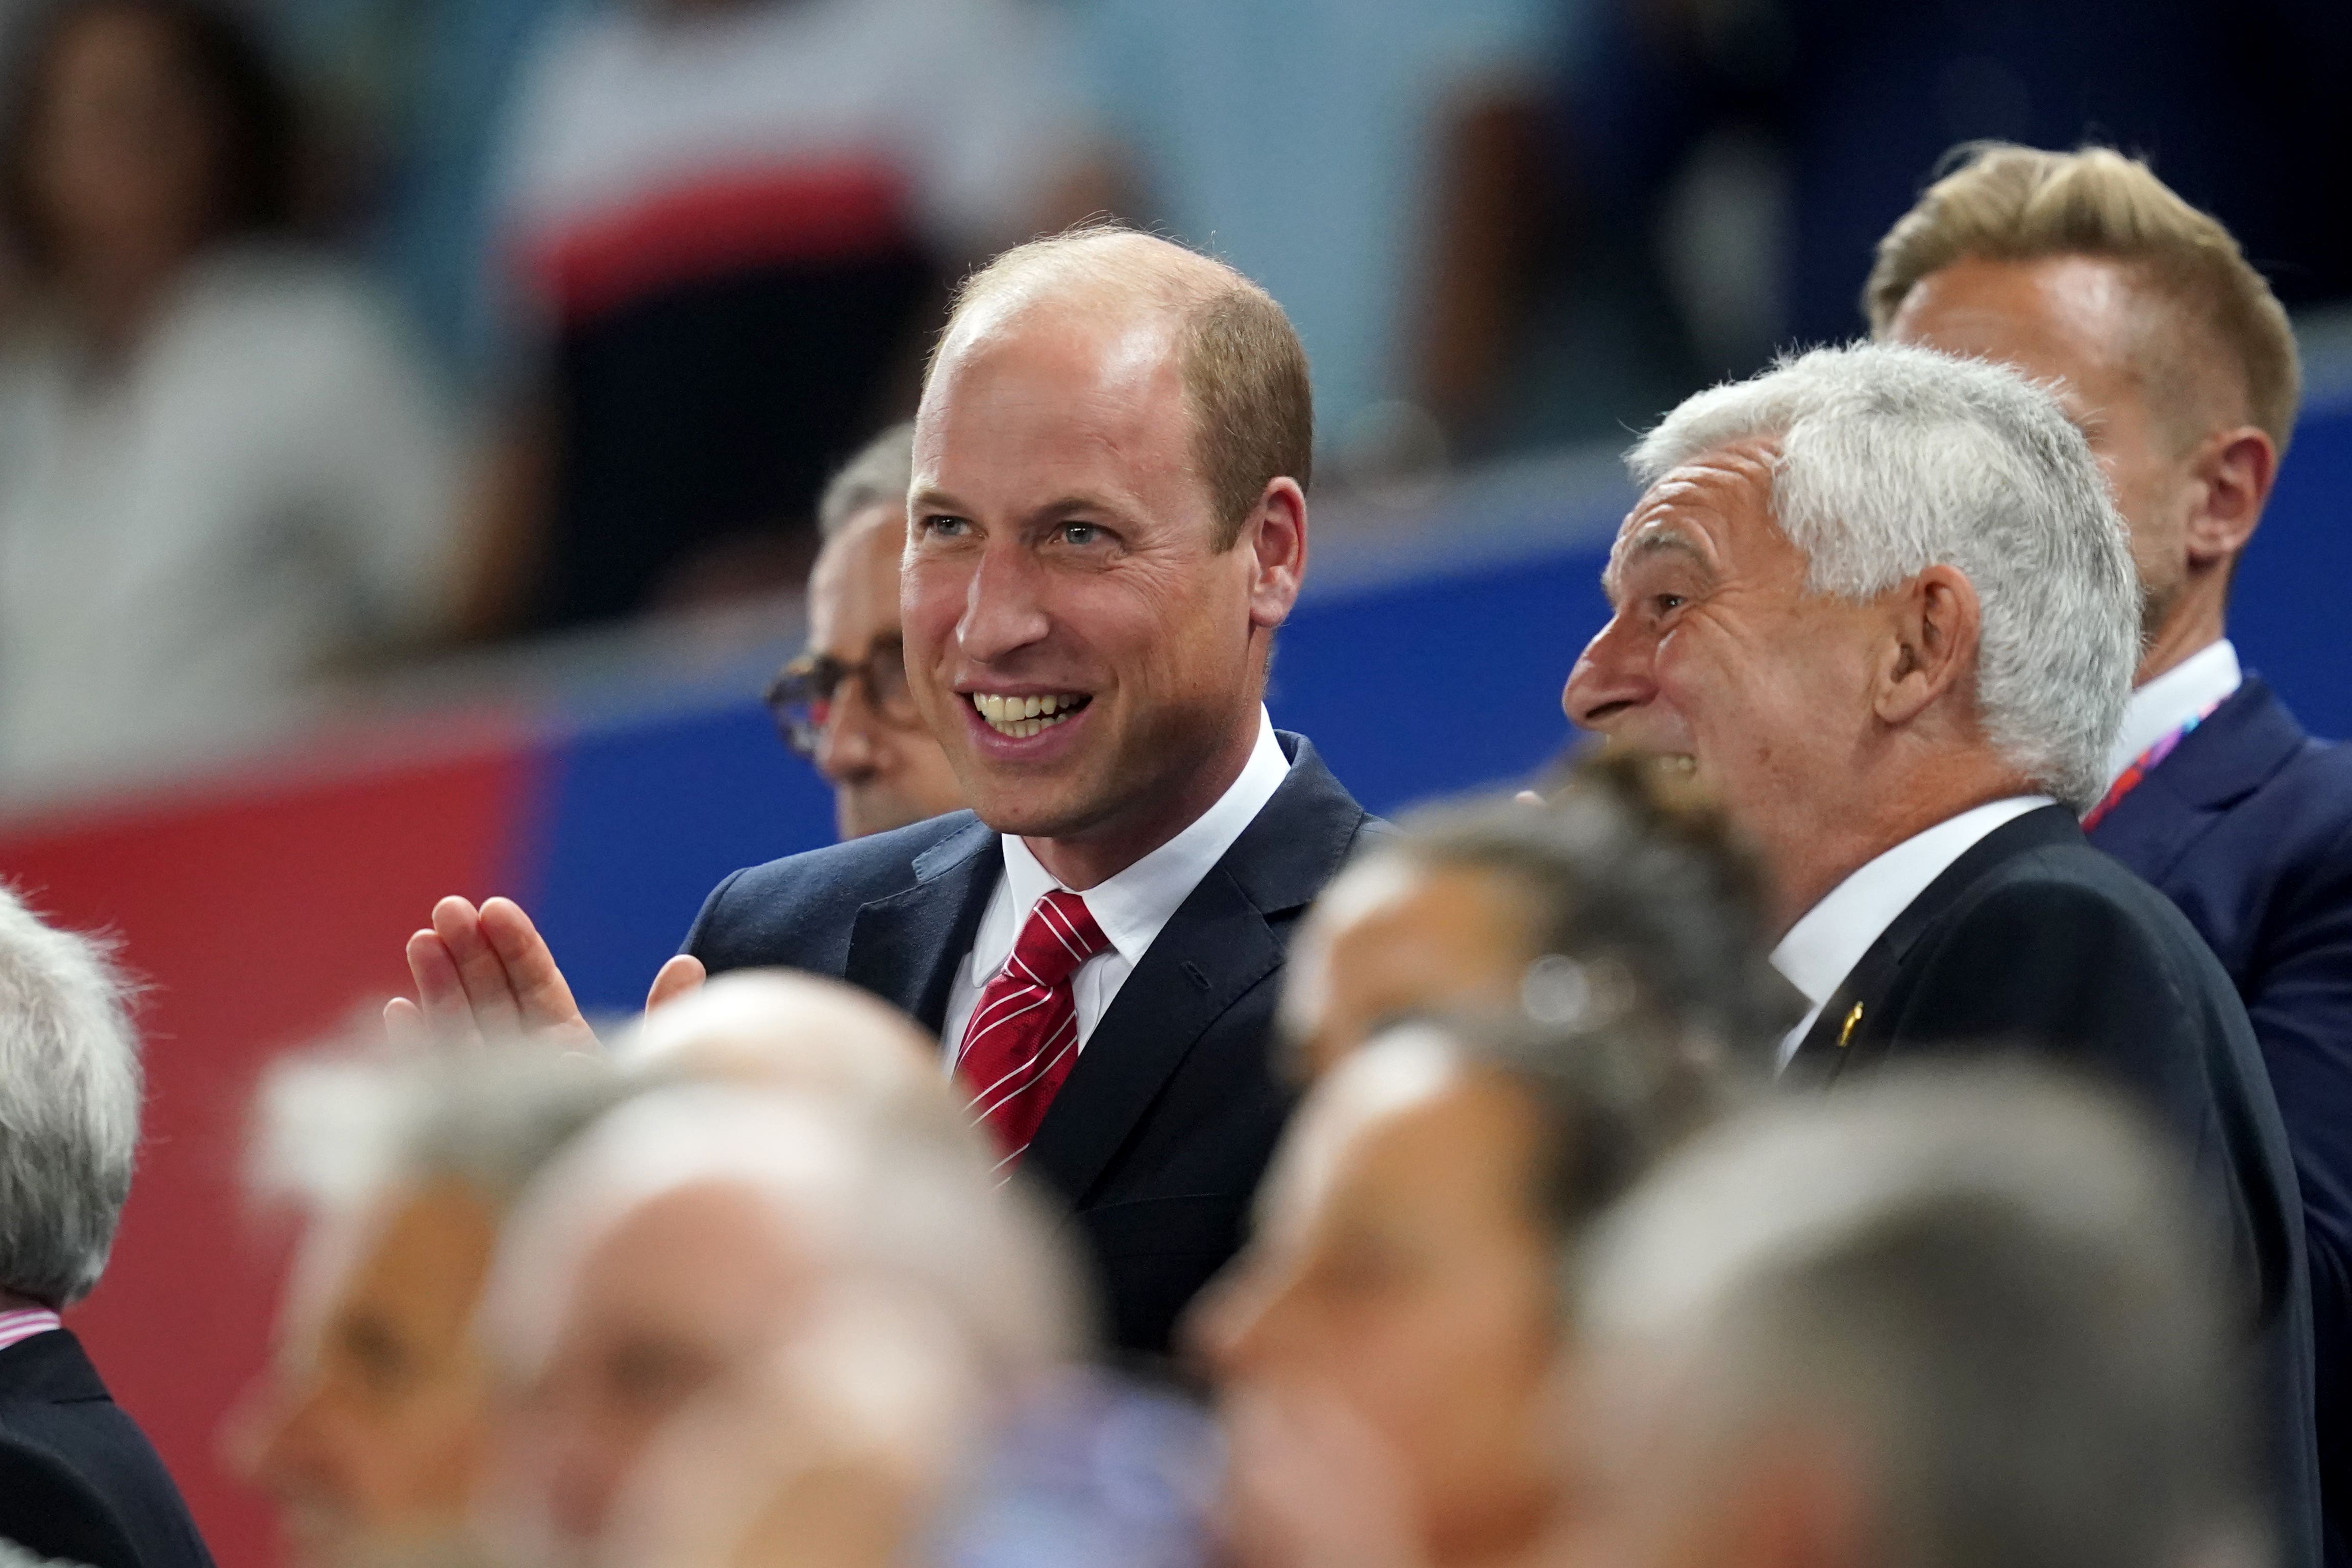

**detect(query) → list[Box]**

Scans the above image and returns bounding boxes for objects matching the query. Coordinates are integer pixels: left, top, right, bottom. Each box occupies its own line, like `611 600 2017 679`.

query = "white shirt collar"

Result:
2103 638 2242 791
1770 795 2053 1065
996 707 1291 964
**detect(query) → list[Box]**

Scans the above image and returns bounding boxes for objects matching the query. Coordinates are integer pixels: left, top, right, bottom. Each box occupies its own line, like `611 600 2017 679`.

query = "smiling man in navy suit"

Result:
393 226 1380 1356
1876 143 2352 1568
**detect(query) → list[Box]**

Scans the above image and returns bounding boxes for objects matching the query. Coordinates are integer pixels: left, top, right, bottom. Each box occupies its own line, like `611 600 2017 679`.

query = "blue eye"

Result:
1061 522 1102 546
923 515 971 538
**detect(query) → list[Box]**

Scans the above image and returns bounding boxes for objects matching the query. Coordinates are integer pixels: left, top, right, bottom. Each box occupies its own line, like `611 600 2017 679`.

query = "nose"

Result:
812 680 883 786
955 542 1052 665
1562 611 1654 731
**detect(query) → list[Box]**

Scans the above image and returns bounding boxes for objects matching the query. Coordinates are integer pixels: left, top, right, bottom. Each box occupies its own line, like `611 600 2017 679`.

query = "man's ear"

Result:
1244 477 1309 631
2185 426 2276 568
1874 565 1980 727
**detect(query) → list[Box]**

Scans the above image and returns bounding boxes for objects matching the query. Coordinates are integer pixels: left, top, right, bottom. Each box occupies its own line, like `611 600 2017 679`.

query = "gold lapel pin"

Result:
1836 1002 1865 1050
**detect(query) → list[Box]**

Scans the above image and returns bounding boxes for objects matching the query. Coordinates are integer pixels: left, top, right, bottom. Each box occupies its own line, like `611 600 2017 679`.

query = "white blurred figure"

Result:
476 1084 1085 1568
0 0 462 791
1552 1069 2259 1568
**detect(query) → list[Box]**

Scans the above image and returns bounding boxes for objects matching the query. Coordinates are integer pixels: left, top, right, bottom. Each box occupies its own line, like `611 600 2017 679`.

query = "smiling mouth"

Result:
969 692 1091 739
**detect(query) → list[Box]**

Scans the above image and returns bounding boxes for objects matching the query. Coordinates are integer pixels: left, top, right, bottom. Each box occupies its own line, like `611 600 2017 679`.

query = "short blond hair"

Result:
926 225 1313 548
1866 144 2300 452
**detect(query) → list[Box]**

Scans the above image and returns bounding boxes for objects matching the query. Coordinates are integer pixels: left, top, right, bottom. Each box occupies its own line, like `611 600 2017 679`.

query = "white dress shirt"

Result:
942 708 1293 1068
2102 638 2243 793
1770 795 2055 1071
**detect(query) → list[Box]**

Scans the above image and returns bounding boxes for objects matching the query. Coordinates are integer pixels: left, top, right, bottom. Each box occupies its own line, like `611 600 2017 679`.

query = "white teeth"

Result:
970 692 1084 737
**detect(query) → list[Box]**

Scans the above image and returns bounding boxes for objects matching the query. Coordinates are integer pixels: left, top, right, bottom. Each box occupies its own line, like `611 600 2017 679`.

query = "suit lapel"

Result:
1022 735 1373 1207
1782 805 2083 1086
842 818 1002 1033
2089 678 2304 887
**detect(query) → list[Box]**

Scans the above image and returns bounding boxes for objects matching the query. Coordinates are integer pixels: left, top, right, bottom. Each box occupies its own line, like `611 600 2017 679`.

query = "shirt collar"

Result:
2105 638 2242 790
1771 795 2053 1010
997 707 1291 964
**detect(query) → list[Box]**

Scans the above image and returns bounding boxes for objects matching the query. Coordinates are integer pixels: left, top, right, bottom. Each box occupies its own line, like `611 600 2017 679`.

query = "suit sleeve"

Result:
680 867 747 963
2241 816 2352 1452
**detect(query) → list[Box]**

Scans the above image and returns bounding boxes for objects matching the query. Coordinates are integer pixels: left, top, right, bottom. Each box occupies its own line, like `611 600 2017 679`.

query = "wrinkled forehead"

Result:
1604 441 1787 592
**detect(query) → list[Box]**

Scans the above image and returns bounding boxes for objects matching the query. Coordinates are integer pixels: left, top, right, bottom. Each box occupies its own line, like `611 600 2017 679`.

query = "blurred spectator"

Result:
476 1083 1081 1568
1281 754 1794 1079
234 1049 629 1568
1076 0 1562 468
1194 1013 1736 1568
0 0 463 789
1554 1069 2259 1568
0 885 213 1568
1871 143 2352 1568
476 0 1094 632
761 422 968 842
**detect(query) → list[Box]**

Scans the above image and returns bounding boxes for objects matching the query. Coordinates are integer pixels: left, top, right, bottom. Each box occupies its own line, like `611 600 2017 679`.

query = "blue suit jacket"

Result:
0 1330 214 1568
683 733 1382 1356
2091 676 2352 1568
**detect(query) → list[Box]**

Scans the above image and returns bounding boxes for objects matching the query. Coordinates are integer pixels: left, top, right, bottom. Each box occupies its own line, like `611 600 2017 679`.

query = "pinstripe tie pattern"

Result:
956 889 1111 1166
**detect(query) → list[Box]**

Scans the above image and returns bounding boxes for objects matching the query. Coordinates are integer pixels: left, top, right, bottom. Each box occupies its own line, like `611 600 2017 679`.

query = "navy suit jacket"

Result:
2091 676 2352 1568
683 733 1381 1355
0 1330 214 1568
1786 804 2321 1568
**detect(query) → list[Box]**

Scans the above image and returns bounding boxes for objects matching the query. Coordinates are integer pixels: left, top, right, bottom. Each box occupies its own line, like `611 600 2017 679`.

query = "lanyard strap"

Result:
2083 694 2229 831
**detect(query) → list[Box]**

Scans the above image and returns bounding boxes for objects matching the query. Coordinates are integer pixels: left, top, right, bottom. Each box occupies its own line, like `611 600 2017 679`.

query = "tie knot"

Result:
1009 888 1110 989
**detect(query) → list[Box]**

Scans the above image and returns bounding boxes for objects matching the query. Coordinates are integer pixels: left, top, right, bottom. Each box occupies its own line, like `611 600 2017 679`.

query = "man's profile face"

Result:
1887 254 2197 642
805 504 966 840
901 304 1268 851
1282 858 1540 1080
237 1179 498 1568
1563 442 1881 879
1192 1046 1564 1562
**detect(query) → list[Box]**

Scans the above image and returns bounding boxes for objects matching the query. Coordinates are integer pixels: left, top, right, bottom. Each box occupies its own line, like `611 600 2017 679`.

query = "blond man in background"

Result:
1873 144 2352 1568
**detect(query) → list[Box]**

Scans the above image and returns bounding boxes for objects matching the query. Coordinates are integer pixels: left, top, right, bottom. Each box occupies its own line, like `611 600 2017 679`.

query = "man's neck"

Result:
1766 759 2037 937
2135 590 2227 688
1024 708 1264 890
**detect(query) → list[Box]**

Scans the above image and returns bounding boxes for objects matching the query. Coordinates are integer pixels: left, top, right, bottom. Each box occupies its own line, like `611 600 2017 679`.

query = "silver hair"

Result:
1574 1068 2251 1568
817 422 914 538
1629 342 2140 809
0 887 141 1306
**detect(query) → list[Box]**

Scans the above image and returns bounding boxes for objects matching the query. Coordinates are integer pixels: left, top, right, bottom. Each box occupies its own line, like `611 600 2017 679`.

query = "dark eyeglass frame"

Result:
763 635 924 759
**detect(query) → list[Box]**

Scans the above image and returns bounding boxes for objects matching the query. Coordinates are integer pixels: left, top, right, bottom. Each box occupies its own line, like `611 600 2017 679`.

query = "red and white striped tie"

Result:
957 889 1110 1166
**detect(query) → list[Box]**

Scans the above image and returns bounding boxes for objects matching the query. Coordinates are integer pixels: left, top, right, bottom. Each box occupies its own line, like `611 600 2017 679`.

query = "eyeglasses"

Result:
764 636 924 759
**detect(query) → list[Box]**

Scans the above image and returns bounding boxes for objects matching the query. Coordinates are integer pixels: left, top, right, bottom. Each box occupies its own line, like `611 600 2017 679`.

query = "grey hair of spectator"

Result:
816 421 914 538
1572 1068 2250 1568
1629 341 2141 809
1388 751 1799 1063
251 1044 636 1221
0 886 141 1307
1376 1010 1747 1252
485 1083 1088 1392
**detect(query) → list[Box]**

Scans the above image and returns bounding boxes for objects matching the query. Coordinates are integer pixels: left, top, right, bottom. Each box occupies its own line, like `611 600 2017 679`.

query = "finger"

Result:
406 929 483 1049
646 954 707 1014
431 895 527 1036
383 996 432 1052
477 898 593 1033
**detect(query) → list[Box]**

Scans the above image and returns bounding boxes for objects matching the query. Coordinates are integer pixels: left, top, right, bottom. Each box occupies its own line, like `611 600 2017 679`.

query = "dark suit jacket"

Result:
684 733 1381 1355
1785 804 2321 1568
0 1330 214 1568
2089 676 2352 1568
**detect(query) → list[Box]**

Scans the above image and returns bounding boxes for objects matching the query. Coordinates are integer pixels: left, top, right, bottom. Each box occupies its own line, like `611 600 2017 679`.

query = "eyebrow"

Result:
1602 527 1716 603
906 488 1142 531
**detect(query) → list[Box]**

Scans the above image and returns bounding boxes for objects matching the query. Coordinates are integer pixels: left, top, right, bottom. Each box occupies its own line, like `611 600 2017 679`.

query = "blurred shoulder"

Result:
686 813 994 970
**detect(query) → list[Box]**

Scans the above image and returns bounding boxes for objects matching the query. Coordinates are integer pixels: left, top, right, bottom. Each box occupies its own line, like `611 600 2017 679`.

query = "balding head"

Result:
927 226 1311 547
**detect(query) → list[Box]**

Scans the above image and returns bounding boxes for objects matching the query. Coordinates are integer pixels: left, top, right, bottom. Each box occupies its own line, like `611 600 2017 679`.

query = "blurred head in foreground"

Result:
237 969 952 1568
478 1082 1082 1568
236 1049 631 1568
1554 1069 2251 1568
1193 1013 1737 1568
1872 144 2297 682
0 884 139 1312
767 424 969 841
1282 752 1794 1080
